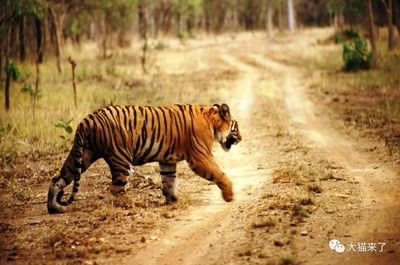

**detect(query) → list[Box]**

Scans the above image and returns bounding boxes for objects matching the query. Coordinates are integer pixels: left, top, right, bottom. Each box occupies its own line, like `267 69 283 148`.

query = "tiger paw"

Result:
222 188 234 202
165 194 178 204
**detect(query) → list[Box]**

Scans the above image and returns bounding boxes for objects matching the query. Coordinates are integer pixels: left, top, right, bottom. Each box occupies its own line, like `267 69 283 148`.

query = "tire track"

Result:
241 52 400 265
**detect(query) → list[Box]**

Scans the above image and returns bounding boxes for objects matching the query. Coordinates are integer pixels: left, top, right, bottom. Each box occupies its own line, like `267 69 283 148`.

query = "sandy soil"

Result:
1 29 399 265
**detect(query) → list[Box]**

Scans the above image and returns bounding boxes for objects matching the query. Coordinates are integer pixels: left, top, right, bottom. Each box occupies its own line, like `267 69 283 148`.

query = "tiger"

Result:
47 103 242 213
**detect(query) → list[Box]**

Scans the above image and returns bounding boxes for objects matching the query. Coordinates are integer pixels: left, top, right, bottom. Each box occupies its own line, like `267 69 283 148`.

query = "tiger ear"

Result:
209 104 220 114
219 103 230 120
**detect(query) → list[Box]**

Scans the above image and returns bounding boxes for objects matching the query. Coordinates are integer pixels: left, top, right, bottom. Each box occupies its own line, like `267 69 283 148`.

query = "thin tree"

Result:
49 3 64 73
4 15 13 112
287 0 296 32
266 0 274 37
394 0 400 33
33 51 41 118
18 15 26 62
367 0 379 67
380 0 395 50
138 0 148 74
35 15 44 63
68 56 77 108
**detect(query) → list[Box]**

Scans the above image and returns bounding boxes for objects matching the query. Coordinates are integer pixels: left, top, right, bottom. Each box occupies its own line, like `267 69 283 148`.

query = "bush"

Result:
342 37 372 72
334 27 359 44
342 27 359 39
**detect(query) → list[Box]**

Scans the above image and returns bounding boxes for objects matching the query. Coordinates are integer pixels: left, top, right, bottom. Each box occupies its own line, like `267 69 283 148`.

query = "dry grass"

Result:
252 218 276 229
272 168 302 184
296 33 400 159
0 40 237 166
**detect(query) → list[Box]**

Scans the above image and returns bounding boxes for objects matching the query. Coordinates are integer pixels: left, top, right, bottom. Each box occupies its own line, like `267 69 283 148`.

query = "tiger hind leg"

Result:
47 148 96 214
159 162 178 203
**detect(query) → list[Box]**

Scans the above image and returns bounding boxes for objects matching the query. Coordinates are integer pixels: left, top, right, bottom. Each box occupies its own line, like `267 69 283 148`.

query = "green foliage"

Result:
154 41 168 50
65 16 81 39
8 184 33 201
55 118 74 148
326 0 345 16
105 60 118 76
334 27 359 44
21 83 42 98
342 37 372 72
89 0 137 29
7 0 46 20
6 61 20 81
177 30 195 39
343 27 359 39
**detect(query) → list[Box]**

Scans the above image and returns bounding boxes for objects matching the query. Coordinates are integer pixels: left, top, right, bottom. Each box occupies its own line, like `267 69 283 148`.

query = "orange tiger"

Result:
47 103 241 213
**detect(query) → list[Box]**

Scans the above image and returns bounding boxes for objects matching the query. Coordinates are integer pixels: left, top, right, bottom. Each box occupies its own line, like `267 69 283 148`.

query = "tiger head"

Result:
209 103 242 151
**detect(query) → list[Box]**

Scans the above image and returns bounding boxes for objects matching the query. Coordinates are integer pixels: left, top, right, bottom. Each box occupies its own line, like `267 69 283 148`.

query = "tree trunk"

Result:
68 57 77 108
19 16 26 62
33 56 40 118
5 66 11 111
176 0 183 38
102 14 108 60
287 0 296 32
278 2 284 32
138 0 148 73
367 0 378 67
49 5 64 73
0 43 3 80
35 16 44 63
4 15 12 112
266 0 273 37
387 0 395 50
394 0 400 33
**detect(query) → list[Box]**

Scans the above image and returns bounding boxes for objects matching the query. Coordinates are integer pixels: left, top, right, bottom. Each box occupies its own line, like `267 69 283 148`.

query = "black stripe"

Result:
108 158 130 173
159 107 168 135
139 111 148 151
190 137 210 160
134 133 142 154
154 108 161 141
147 136 164 162
168 109 174 145
160 171 176 176
171 109 181 145
138 125 157 164
122 106 128 132
115 107 129 152
99 108 132 163
94 114 110 151
133 106 138 130
126 106 133 133
177 104 187 132
163 139 175 160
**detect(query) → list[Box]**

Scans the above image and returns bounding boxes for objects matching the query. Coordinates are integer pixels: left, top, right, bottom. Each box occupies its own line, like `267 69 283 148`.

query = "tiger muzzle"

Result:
224 120 242 149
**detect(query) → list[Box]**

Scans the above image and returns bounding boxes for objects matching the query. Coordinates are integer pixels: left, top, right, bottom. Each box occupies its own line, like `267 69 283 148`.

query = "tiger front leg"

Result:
189 159 233 202
159 162 178 203
110 172 129 195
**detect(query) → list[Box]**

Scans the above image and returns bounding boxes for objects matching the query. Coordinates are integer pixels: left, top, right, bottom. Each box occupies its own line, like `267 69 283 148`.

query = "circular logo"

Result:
329 239 340 250
335 244 345 253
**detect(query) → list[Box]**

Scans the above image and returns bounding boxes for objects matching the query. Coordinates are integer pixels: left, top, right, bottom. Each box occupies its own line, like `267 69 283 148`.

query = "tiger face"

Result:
209 103 242 151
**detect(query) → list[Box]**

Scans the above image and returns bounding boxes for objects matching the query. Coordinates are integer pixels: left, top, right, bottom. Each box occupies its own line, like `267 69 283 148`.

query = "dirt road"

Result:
102 31 400 264
1 30 399 265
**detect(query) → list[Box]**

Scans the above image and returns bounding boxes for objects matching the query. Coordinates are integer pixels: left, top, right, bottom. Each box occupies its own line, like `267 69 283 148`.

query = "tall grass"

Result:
0 41 235 165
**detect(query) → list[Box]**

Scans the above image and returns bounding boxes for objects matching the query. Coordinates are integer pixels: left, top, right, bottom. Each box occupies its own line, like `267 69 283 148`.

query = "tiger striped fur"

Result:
47 103 241 214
